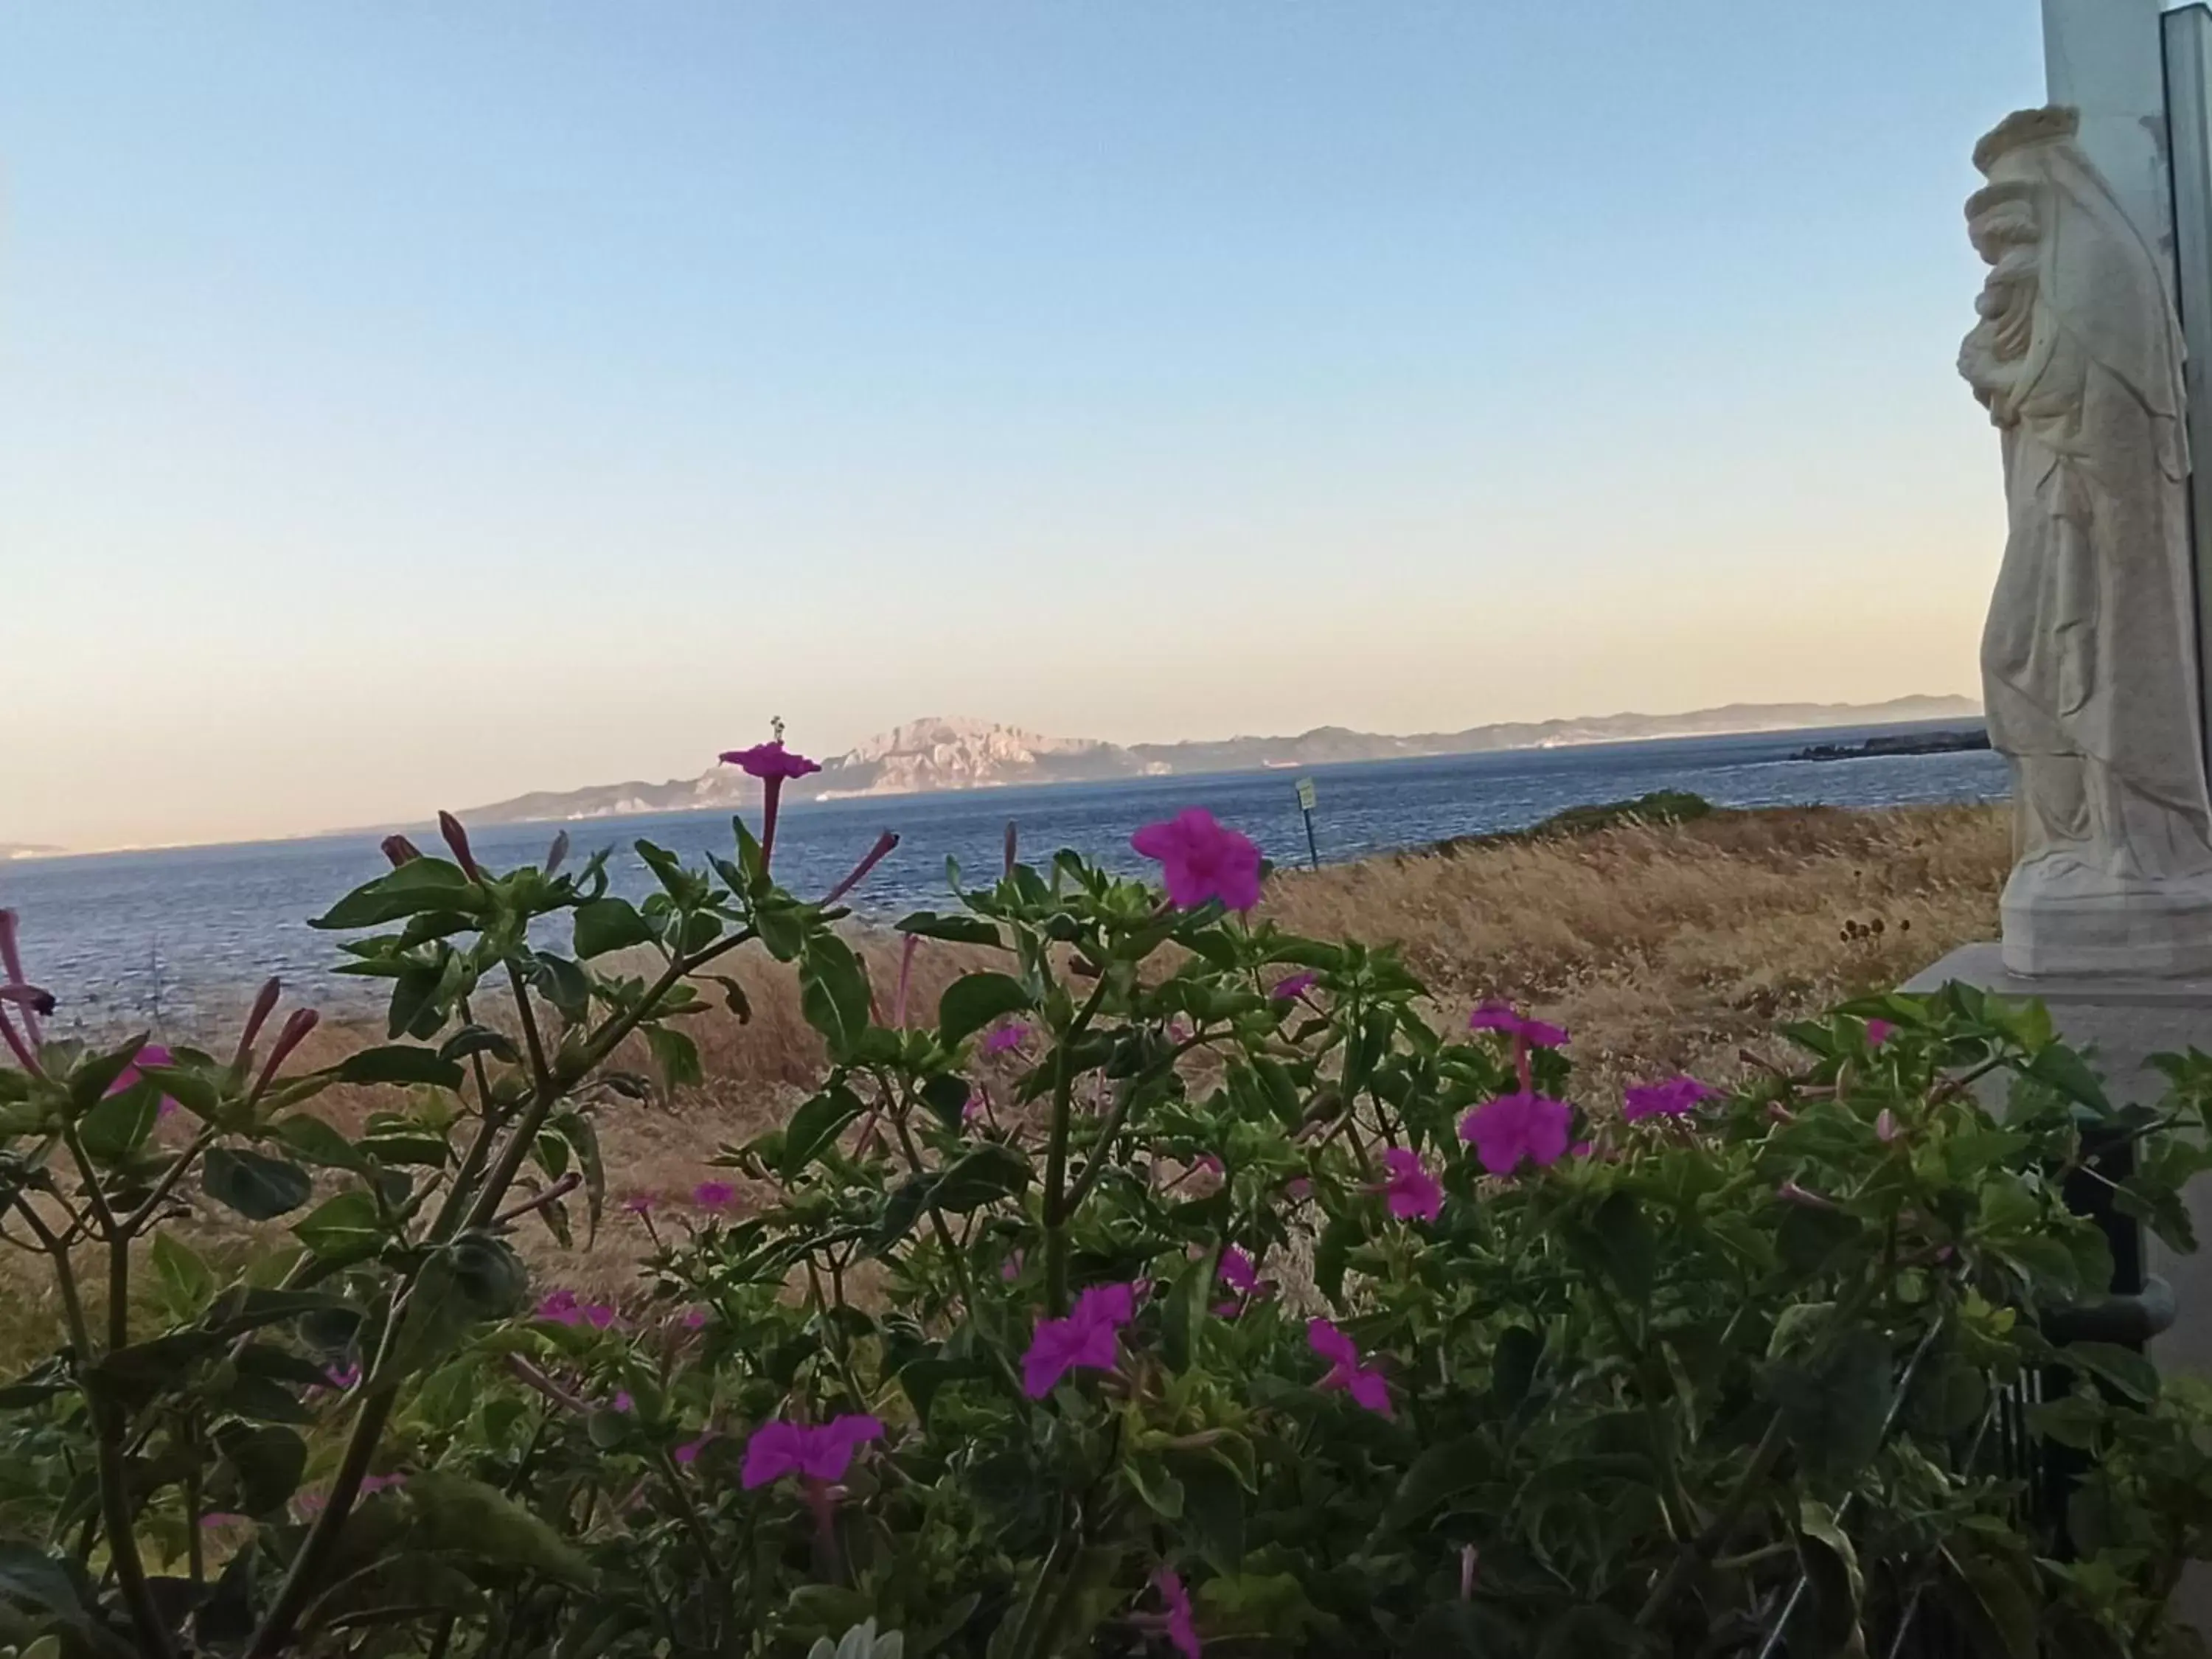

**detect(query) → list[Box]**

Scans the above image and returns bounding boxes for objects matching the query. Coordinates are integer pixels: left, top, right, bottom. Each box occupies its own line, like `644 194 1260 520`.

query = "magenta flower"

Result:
1308 1318 1391 1416
681 1306 710 1330
1467 1001 1568 1050
1459 1092 1573 1176
1865 1018 1896 1048
535 1290 582 1326
721 741 822 783
1217 1248 1259 1295
1001 1249 1025 1282
981 1023 1030 1056
322 1362 361 1391
693 1180 736 1210
740 1413 886 1490
1571 1139 1595 1158
1154 1568 1202 1658
720 740 822 869
358 1472 406 1497
673 1433 712 1467
612 1390 634 1413
1021 1281 1138 1398
200 1512 251 1528
622 1194 654 1218
583 1303 619 1330
963 1091 987 1124
107 1043 179 1118
1271 970 1319 1001
1380 1147 1444 1222
1131 808 1264 911
1285 1177 1312 1202
1622 1075 1719 1121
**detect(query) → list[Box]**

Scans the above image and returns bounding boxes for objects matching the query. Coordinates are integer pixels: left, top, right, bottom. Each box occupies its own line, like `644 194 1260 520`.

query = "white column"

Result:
2045 0 2176 273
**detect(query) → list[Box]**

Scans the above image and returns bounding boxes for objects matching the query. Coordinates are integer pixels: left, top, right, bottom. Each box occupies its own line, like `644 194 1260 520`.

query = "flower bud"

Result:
820 830 899 907
437 812 481 880
380 835 422 868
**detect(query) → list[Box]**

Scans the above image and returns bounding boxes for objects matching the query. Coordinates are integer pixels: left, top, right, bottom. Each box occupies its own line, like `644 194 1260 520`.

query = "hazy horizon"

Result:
3 4 2034 849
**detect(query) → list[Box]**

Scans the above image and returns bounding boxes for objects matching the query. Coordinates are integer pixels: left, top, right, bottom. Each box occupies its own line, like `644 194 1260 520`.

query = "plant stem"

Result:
1042 978 1111 1315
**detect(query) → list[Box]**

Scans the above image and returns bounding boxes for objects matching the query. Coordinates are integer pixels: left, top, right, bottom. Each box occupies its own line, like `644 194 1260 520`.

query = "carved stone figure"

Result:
1961 105 2212 975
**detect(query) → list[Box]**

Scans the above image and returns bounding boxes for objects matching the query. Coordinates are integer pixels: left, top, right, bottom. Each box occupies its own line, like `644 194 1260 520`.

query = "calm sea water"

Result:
1 721 2007 1031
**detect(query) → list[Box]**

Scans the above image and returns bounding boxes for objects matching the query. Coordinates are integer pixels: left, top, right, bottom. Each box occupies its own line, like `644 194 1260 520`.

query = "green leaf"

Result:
439 1026 521 1066
202 1148 315 1220
920 1071 973 1129
1770 1329 1893 1488
1492 1326 1543 1410
311 858 480 930
406 1470 594 1587
292 1190 386 1262
897 911 1004 947
2065 1340 2160 1404
1582 1189 1656 1305
1945 1545 2038 1659
271 1113 366 1171
381 1233 526 1380
573 898 655 959
646 1028 701 1099
74 1080 161 1164
931 1142 1031 1212
150 1232 217 1321
530 953 594 1026
0 1543 93 1633
1795 1498 1865 1659
2026 1044 2110 1111
214 1422 307 1514
800 935 873 1060
779 1085 865 1180
335 1045 465 1090
1124 1456 1184 1520
1379 1435 1490 1532
938 972 1034 1046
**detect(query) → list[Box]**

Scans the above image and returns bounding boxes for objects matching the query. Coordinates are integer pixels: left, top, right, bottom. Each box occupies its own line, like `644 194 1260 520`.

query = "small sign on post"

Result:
1294 777 1320 870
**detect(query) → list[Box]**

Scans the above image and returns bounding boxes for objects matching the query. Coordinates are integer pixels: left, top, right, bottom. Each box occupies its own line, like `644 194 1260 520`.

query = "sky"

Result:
1 2 2045 850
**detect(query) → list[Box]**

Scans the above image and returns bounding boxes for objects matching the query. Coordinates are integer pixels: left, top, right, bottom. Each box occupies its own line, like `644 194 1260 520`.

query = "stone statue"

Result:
1960 105 2212 976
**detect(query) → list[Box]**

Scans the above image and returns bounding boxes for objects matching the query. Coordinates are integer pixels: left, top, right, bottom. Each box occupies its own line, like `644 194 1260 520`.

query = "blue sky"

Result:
1 2 2040 848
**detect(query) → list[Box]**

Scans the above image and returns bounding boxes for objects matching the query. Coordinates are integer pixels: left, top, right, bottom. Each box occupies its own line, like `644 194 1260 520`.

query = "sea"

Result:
1 720 2008 1032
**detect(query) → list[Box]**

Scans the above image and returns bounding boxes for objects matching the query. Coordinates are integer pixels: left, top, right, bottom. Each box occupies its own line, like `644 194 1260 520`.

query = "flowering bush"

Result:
0 784 2209 1656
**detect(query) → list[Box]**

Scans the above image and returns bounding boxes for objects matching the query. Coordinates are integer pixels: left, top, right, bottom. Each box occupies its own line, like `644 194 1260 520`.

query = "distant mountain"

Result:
455 698 1982 827
0 843 63 861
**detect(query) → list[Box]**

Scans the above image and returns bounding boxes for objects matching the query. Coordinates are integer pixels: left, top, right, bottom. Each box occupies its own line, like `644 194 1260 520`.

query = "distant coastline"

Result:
453 695 1983 830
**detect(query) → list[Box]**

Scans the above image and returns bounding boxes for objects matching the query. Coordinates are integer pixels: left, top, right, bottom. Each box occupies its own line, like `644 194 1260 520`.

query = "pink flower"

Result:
200 1512 251 1528
1461 1544 1479 1599
1571 1139 1596 1159
1622 1076 1719 1121
1217 1248 1259 1295
963 1091 987 1124
612 1391 634 1413
1459 1092 1573 1176
584 1303 619 1330
720 741 822 782
1285 1178 1312 1202
535 1290 582 1326
720 740 823 869
358 1472 406 1497
1380 1147 1444 1222
1308 1318 1391 1416
1197 1154 1224 1178
1154 1568 1202 1658
1021 1281 1137 1398
693 1180 736 1210
981 1023 1030 1055
673 1433 712 1467
322 1363 361 1391
1467 1001 1568 1050
1131 808 1264 911
622 1195 654 1217
740 1413 885 1489
1271 970 1318 1001
1865 1018 1896 1048
1001 1249 1025 1282
1875 1108 1902 1143
108 1043 180 1118
681 1306 710 1330
1777 1178 1836 1211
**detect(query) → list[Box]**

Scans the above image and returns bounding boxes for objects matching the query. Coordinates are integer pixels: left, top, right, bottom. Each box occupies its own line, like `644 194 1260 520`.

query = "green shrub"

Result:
0 790 2207 1658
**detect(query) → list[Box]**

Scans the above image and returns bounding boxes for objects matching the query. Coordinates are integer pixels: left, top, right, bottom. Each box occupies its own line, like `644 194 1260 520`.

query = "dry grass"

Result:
1262 803 2009 1099
0 804 2011 1328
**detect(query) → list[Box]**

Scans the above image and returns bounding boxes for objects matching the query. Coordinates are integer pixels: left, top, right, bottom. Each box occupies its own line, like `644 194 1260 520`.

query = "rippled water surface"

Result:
1 721 2006 1029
